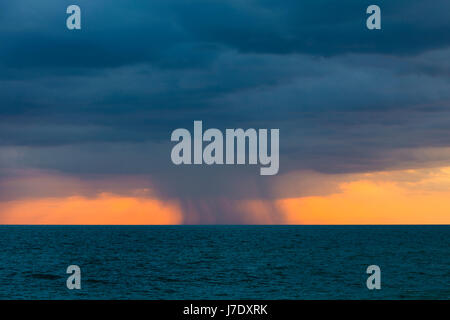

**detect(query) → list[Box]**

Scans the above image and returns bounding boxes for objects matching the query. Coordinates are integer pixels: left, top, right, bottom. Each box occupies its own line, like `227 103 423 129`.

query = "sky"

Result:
0 0 450 224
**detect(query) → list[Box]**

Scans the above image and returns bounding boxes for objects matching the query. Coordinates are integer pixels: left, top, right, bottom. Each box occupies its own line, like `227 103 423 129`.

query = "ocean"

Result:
0 226 448 299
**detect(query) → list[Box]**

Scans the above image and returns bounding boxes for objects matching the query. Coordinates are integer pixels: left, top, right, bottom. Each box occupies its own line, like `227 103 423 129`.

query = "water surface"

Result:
0 226 448 299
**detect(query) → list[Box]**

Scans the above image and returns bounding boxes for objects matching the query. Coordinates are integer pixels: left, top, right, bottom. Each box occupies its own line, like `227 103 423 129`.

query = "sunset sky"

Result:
1 1 450 224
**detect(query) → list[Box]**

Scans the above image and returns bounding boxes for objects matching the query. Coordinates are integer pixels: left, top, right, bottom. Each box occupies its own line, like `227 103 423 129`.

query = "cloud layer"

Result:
1 1 450 222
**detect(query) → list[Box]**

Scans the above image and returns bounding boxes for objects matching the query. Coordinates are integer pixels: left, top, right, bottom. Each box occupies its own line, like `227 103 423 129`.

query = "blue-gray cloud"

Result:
0 1 450 222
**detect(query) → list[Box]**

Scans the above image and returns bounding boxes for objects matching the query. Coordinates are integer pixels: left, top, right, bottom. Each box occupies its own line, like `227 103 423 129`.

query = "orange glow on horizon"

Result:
1 166 449 225
0 193 183 225
278 168 450 224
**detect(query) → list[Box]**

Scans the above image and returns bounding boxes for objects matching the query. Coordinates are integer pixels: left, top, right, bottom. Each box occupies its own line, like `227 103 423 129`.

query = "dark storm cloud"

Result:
1 0 449 71
1 1 450 222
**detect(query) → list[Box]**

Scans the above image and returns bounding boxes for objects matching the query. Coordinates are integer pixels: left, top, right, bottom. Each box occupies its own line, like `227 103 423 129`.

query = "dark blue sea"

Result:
0 226 448 299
